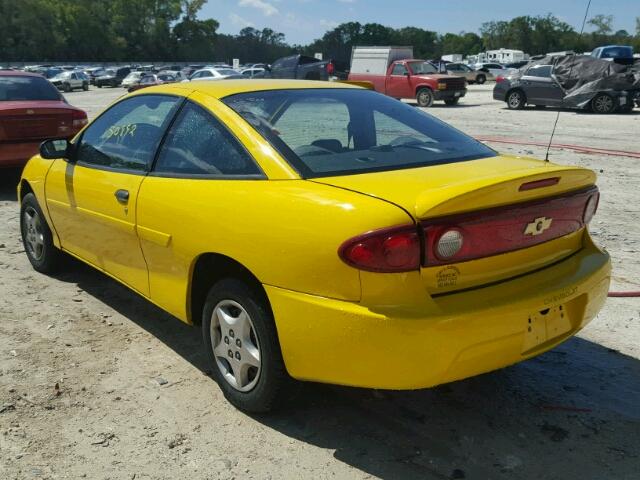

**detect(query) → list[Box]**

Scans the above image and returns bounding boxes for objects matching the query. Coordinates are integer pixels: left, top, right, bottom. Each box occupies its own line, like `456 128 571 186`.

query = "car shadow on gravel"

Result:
54 258 640 480
0 167 22 201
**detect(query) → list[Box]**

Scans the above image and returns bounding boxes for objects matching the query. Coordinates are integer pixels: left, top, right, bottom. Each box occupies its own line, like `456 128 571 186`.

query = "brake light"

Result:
583 191 599 224
422 186 598 266
496 75 505 83
326 62 335 75
72 109 88 128
339 225 420 273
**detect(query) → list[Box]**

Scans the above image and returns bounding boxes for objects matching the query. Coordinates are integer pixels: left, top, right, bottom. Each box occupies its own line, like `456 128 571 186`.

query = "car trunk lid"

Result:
313 155 597 293
0 102 74 142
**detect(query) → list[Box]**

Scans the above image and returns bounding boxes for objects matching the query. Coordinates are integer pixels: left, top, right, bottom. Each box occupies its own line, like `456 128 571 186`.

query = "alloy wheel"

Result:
210 299 261 392
593 94 614 113
23 206 45 261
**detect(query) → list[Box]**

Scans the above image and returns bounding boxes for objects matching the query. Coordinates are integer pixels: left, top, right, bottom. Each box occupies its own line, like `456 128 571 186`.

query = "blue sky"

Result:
200 0 639 44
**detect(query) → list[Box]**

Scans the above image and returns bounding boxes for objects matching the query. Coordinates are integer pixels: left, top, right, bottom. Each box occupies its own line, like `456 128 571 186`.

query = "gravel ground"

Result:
1 84 639 480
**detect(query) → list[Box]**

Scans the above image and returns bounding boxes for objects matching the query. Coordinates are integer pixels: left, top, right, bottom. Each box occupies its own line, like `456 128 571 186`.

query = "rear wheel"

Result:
20 193 62 274
202 278 289 413
96 83 102 88
444 97 460 106
591 93 615 114
506 89 525 109
416 88 434 108
476 74 486 85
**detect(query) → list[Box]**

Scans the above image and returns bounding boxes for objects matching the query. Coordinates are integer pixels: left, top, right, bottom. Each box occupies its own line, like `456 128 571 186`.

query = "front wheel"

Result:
20 193 62 274
416 88 434 108
82 82 89 91
202 278 289 413
444 97 460 106
506 90 525 109
63 83 71 92
591 93 615 114
476 74 486 84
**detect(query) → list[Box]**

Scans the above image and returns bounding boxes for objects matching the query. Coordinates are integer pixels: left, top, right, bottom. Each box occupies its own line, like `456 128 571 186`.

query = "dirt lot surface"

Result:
1 85 639 480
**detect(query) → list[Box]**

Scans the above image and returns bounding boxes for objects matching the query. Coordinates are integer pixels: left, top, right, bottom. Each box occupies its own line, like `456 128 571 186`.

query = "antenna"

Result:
545 0 592 162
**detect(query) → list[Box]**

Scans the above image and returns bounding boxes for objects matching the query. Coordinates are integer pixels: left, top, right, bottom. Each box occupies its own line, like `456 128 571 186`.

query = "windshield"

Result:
216 69 238 76
223 89 495 178
408 61 438 75
0 76 62 101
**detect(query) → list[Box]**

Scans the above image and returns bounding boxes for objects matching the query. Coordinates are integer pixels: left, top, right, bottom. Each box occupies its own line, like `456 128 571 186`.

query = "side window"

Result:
154 102 261 177
202 71 213 77
526 65 552 78
274 98 350 153
391 64 408 75
76 95 180 172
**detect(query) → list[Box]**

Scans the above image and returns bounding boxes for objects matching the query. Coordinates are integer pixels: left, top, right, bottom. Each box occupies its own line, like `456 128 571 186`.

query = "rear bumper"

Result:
434 89 466 100
0 141 41 168
266 238 610 389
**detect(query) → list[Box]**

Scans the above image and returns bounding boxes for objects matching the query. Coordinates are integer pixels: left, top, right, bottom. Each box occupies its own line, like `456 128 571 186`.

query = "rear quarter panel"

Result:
136 178 413 322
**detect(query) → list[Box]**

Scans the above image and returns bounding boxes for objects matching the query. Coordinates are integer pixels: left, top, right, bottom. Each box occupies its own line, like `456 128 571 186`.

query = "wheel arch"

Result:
415 84 434 96
188 252 270 326
506 87 526 103
19 179 35 202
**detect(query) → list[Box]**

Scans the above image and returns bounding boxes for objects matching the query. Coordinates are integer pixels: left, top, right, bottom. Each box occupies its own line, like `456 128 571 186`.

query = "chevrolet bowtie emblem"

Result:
524 217 553 236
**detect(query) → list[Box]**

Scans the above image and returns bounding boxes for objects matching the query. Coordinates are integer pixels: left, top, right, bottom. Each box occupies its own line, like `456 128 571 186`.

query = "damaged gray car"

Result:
493 55 640 113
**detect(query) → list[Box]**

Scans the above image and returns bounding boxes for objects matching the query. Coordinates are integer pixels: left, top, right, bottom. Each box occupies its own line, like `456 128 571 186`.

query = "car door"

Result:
520 65 563 106
136 95 265 319
386 63 411 99
44 94 182 295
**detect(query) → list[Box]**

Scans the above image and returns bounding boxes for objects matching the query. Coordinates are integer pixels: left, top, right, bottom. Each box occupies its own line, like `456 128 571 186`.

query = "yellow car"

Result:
19 80 610 412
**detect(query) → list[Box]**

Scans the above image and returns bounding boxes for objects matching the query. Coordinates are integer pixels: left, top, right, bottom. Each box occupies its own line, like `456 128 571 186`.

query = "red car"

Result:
127 73 177 93
0 71 87 168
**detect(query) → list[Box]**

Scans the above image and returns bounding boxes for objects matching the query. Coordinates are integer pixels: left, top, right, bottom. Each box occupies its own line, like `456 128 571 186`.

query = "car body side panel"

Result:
136 177 412 323
44 160 149 295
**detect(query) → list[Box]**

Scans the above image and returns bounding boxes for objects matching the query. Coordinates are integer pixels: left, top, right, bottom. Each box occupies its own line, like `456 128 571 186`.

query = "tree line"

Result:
1 0 639 64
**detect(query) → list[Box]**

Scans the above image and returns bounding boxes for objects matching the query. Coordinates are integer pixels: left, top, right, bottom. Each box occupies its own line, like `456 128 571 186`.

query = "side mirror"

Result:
265 64 272 71
40 139 69 159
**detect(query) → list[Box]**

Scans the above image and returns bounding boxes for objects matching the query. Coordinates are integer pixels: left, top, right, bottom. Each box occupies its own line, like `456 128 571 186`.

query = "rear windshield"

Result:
0 76 61 101
223 88 496 178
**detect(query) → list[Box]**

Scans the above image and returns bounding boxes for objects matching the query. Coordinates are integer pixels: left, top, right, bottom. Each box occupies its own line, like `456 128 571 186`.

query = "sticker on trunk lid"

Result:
436 266 460 288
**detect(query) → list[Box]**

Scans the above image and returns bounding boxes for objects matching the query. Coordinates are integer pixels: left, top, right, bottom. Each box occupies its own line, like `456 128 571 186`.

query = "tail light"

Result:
339 225 420 273
340 187 599 272
496 75 505 83
583 191 599 224
326 62 335 75
72 109 88 128
423 186 599 266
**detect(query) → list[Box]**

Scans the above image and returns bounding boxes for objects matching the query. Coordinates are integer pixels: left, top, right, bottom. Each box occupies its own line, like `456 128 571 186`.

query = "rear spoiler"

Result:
334 80 374 90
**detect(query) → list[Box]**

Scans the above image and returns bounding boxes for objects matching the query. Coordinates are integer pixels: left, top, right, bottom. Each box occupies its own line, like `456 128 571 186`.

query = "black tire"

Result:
202 278 289 413
63 83 71 92
416 88 434 107
444 97 460 106
476 74 486 85
506 89 525 109
20 193 62 274
82 82 89 91
97 83 102 88
591 93 615 114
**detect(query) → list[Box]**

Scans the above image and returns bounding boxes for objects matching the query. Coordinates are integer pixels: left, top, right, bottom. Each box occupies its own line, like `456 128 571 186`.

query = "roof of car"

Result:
137 79 361 99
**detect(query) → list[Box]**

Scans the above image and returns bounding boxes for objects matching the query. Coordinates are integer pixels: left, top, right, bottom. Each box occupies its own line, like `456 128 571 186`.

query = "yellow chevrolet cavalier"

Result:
19 80 610 412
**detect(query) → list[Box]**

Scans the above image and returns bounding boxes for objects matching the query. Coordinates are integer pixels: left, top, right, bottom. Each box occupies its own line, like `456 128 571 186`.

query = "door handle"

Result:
115 189 130 204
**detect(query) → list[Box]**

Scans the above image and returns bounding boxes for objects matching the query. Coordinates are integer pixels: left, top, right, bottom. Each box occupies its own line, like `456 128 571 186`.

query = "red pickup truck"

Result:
347 47 466 107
